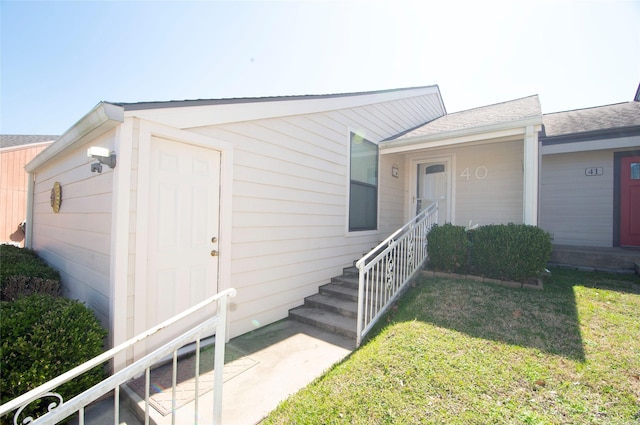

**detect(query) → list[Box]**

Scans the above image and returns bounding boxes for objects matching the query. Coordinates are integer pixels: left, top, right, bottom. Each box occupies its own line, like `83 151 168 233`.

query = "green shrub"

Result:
0 245 60 301
426 223 468 273
470 224 552 281
0 294 107 421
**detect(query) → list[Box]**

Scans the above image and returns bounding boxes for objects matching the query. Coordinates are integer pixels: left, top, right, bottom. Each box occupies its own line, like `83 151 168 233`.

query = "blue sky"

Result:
1 0 639 135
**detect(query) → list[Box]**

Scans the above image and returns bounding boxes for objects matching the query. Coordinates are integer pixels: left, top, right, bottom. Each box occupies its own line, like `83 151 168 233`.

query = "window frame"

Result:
347 131 379 233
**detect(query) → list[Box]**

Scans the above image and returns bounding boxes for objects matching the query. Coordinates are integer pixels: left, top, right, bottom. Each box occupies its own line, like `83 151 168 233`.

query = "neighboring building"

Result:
24 86 544 358
1 135 56 246
539 101 640 247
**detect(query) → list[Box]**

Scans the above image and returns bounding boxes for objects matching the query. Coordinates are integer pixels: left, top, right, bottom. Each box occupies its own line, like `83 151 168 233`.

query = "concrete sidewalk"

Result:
218 319 353 424
84 319 354 425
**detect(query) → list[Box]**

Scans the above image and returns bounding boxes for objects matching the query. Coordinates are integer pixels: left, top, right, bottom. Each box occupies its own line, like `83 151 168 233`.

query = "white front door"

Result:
415 158 452 225
146 136 221 346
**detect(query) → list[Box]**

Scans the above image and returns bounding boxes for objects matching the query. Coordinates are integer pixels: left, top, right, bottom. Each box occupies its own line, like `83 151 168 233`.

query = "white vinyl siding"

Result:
189 93 444 337
31 130 116 328
454 141 524 226
540 150 614 247
402 140 525 226
379 153 406 236
28 89 446 345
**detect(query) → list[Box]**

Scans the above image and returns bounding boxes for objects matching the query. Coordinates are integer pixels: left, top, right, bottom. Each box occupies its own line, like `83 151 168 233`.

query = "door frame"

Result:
133 120 234 347
613 150 640 246
408 154 456 224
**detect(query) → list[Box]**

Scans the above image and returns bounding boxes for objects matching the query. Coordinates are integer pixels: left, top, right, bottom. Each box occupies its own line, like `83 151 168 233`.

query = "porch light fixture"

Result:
88 146 117 173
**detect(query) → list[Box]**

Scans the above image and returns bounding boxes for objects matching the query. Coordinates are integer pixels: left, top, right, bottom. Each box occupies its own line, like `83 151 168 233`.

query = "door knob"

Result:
210 250 218 257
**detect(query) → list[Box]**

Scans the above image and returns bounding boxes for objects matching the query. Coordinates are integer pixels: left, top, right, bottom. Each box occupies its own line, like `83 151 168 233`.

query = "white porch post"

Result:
523 125 540 225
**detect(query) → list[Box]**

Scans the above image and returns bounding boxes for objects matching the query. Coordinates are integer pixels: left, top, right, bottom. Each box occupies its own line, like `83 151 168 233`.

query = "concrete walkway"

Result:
75 319 354 425
217 319 353 424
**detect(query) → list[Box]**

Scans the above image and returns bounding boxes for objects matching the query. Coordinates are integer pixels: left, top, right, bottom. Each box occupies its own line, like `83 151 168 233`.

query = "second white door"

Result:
146 136 221 346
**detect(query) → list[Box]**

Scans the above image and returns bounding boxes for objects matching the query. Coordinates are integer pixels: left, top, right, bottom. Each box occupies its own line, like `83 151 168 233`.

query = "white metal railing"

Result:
0 288 237 425
355 203 438 346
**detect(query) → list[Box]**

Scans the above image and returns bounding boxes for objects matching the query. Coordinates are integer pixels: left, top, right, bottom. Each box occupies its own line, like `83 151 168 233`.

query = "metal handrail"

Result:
355 203 438 346
1 288 237 425
356 202 438 269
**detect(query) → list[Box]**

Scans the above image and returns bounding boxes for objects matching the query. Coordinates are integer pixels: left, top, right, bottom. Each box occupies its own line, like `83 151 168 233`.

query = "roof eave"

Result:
122 85 444 129
540 125 640 145
380 116 542 153
26 102 124 172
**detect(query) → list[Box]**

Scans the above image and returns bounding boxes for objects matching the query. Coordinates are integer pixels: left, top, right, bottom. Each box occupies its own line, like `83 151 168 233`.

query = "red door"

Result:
620 155 640 246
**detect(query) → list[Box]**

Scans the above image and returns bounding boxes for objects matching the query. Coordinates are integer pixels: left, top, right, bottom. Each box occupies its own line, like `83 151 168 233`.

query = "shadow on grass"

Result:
374 268 612 362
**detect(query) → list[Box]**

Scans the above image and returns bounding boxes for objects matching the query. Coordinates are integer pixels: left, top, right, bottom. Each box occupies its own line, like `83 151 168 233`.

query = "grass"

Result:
262 268 640 424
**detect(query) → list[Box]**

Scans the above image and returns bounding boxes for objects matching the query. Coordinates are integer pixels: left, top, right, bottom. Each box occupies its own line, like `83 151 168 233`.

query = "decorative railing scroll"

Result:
355 203 438 346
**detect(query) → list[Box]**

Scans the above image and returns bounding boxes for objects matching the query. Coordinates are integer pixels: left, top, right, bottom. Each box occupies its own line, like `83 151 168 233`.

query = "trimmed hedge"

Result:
426 223 552 282
426 224 468 273
0 295 108 421
471 224 552 281
0 245 60 301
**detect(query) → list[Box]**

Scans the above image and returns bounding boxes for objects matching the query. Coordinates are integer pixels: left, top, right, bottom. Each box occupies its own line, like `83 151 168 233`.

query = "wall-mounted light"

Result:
88 146 117 173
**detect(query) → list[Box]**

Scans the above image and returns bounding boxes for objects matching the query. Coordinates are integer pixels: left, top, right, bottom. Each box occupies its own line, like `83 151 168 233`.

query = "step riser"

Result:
550 250 639 271
305 298 357 318
331 276 359 289
320 285 358 302
289 310 356 339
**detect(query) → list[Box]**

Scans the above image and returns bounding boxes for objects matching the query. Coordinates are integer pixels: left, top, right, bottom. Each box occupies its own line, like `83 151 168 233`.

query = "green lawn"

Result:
263 268 640 424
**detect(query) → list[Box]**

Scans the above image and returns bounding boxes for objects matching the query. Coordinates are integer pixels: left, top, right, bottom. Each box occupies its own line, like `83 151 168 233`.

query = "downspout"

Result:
25 172 35 248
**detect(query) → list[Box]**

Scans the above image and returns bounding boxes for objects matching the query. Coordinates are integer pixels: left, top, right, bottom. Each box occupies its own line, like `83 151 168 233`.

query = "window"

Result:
349 133 378 231
631 163 640 180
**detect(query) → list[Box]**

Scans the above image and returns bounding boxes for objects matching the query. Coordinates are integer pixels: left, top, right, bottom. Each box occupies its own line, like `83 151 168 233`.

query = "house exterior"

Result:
22 85 552 359
1 135 55 246
539 101 640 247
378 95 542 228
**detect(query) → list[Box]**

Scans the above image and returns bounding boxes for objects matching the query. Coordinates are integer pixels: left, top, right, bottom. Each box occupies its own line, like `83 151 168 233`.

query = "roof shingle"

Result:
0 135 58 149
389 95 541 141
541 101 640 138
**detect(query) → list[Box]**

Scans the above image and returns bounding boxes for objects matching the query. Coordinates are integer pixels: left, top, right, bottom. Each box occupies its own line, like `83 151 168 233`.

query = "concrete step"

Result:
319 282 358 302
331 275 359 289
304 293 358 318
342 265 358 276
288 306 357 339
549 244 640 272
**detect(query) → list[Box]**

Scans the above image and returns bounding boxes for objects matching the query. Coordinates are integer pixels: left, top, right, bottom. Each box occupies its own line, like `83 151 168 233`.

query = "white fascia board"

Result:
124 86 443 129
541 134 640 155
380 119 542 155
25 102 124 172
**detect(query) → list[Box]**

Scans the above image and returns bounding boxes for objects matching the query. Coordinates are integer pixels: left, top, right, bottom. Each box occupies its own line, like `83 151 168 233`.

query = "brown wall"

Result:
1 143 51 246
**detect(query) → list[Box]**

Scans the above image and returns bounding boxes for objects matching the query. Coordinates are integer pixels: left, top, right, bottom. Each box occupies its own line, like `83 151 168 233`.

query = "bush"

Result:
426 223 468 273
470 224 552 281
0 294 108 421
0 245 60 301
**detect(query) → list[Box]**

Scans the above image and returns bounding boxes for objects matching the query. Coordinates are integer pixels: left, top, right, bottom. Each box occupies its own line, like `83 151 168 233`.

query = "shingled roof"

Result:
0 135 57 149
388 95 541 141
541 101 640 139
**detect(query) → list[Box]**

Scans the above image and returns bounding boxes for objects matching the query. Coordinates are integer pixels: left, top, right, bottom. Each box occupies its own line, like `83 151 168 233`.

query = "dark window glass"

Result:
349 133 378 231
